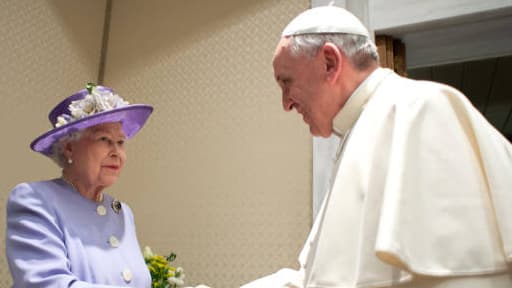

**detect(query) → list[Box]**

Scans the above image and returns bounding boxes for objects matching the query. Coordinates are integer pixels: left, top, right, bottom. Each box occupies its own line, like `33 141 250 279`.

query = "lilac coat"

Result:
5 178 151 287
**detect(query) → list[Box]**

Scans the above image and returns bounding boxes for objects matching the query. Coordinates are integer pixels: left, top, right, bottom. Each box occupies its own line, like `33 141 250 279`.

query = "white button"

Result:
96 205 106 216
122 269 132 282
109 236 119 248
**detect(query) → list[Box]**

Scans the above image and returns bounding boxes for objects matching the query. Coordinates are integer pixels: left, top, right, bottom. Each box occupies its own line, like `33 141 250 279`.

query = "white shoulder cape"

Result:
301 68 512 288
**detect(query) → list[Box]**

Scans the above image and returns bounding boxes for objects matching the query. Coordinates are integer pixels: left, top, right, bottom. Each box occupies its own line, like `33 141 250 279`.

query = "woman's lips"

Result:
103 165 120 170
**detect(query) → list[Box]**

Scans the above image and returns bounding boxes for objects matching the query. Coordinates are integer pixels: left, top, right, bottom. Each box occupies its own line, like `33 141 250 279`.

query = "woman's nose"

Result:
109 143 121 157
109 149 118 157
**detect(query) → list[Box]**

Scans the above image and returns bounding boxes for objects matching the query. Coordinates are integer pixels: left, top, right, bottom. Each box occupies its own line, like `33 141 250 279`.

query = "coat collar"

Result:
332 67 393 137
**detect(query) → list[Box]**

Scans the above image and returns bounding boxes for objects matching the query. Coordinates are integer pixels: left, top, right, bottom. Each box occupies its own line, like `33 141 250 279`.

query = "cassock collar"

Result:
332 67 393 137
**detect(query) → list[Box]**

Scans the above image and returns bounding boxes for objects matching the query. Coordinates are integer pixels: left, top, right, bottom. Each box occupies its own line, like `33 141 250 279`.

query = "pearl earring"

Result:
68 158 73 164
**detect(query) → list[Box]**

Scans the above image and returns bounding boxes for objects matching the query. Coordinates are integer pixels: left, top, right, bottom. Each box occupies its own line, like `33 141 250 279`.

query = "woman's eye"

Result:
99 136 110 143
117 140 125 146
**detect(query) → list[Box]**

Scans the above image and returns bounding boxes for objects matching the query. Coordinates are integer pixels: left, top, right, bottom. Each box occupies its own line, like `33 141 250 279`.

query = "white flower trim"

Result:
55 87 129 128
143 246 154 259
168 267 186 287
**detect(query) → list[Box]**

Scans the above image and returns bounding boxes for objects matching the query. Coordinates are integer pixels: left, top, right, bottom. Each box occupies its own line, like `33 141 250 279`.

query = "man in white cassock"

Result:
241 6 512 288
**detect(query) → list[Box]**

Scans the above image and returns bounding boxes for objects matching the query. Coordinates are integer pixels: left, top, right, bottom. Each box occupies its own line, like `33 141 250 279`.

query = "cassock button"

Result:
109 236 119 248
96 205 106 216
122 269 132 283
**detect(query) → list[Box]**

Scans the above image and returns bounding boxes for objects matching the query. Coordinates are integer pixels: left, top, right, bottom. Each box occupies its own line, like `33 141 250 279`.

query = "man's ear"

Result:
321 43 342 81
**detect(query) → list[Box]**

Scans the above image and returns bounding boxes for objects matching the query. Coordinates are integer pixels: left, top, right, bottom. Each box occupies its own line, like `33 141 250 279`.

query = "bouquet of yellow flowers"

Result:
143 246 185 288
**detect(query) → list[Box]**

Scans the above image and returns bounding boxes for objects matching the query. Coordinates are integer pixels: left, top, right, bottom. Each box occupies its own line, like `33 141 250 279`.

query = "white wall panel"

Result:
372 0 512 31
371 0 512 68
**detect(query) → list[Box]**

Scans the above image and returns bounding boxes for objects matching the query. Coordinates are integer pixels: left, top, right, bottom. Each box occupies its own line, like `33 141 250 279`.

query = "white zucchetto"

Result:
282 6 369 38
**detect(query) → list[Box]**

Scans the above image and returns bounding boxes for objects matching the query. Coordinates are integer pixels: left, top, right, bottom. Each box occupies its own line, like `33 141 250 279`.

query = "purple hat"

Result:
31 84 153 156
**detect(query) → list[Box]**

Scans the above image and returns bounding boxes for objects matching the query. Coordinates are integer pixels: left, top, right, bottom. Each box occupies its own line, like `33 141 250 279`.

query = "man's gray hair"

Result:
287 33 379 70
49 131 83 168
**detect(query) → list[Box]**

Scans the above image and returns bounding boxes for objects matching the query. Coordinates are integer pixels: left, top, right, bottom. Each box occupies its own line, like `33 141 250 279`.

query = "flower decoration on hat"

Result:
30 82 153 156
55 83 129 128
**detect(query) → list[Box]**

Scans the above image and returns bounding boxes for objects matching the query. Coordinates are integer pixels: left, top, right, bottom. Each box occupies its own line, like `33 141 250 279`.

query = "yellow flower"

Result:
143 246 185 288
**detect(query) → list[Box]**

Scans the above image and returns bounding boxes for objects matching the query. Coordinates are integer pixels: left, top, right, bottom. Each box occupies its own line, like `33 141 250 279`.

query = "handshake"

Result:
184 268 302 288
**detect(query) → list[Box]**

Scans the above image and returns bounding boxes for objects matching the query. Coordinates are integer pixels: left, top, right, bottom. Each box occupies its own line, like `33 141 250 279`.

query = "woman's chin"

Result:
99 176 119 188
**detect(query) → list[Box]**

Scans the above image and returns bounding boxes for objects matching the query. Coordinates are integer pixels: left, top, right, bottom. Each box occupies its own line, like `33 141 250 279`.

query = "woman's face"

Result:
66 122 126 189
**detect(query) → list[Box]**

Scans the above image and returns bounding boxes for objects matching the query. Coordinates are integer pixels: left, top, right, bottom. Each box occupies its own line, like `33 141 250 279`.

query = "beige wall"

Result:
1 0 311 287
104 0 310 286
0 0 106 286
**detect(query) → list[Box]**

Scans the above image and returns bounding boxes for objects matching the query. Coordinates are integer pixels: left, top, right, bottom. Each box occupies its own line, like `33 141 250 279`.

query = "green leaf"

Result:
167 252 177 262
86 82 96 94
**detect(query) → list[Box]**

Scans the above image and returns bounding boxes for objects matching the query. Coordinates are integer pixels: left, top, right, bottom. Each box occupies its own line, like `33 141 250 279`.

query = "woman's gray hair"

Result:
49 131 83 168
287 33 379 70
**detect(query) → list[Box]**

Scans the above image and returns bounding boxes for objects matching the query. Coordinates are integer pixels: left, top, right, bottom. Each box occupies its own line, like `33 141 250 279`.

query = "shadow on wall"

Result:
46 0 106 78
49 0 277 78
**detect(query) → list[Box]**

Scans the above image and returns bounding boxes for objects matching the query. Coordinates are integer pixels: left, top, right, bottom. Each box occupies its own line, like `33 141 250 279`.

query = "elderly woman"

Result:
6 84 153 287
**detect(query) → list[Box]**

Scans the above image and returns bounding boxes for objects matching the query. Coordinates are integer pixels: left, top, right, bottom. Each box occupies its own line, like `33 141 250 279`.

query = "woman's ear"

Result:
321 43 343 81
63 141 74 160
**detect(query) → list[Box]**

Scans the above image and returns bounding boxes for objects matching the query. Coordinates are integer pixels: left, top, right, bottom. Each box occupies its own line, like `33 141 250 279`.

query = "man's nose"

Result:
282 94 294 111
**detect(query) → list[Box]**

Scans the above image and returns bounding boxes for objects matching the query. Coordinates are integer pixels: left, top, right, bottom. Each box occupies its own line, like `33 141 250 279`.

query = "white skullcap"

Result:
282 6 369 38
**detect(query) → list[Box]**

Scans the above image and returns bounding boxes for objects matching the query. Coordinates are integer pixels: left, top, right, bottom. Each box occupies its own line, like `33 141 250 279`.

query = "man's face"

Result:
272 39 337 137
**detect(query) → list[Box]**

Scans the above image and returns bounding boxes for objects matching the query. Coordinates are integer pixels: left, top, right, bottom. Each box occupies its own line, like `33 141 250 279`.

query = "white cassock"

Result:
242 68 512 288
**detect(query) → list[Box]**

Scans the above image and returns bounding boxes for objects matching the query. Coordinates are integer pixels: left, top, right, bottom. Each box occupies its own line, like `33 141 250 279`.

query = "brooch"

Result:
111 199 122 214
